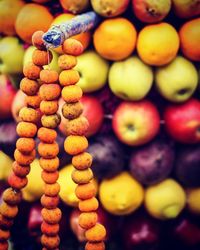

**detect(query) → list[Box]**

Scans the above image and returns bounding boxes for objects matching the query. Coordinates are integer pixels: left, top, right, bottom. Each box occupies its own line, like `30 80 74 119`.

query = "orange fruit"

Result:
15 3 53 44
179 18 200 62
51 14 91 54
93 18 137 61
137 22 180 66
0 0 25 35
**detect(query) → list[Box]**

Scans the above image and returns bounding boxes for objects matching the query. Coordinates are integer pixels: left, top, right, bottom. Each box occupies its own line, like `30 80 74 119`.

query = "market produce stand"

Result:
0 1 200 250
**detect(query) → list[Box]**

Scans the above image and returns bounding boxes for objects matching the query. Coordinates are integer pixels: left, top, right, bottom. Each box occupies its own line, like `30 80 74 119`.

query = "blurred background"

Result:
0 0 200 249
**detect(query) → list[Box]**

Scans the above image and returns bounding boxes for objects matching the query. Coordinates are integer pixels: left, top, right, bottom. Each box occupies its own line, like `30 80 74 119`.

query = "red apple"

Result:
11 89 26 122
132 0 171 23
0 74 17 120
59 95 104 137
172 217 200 246
164 98 200 144
112 101 160 146
122 214 160 249
28 203 42 243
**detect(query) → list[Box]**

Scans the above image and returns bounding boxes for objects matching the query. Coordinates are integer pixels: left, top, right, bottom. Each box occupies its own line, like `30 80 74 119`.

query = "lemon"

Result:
99 171 144 215
145 179 186 220
58 164 98 207
0 151 13 181
22 159 44 202
187 188 200 215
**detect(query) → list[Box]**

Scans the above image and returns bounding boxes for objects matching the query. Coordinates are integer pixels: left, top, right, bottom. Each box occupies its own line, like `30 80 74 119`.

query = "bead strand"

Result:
59 39 106 250
32 31 61 250
0 34 43 250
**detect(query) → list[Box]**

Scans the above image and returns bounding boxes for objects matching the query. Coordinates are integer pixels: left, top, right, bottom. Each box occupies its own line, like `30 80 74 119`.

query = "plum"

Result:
129 137 175 185
175 144 200 187
87 135 125 179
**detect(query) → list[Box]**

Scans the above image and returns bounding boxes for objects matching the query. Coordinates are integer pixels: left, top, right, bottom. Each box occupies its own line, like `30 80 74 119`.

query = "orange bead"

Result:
0 241 8 250
0 202 18 219
72 152 92 170
23 62 41 80
32 31 46 50
64 135 88 155
41 171 59 184
75 182 96 200
41 221 59 236
40 69 59 84
20 77 39 96
65 116 89 136
2 188 22 206
44 183 60 197
58 54 77 70
26 95 42 109
41 208 62 224
62 101 83 120
39 84 61 101
79 197 99 212
71 168 93 184
19 107 41 124
79 212 97 229
14 149 36 165
8 172 28 190
38 127 57 143
39 157 59 172
40 100 59 115
38 142 59 159
62 85 83 103
41 114 61 129
85 223 106 242
0 229 10 240
41 235 60 249
12 162 30 177
59 69 80 86
85 242 105 250
32 49 52 66
62 38 83 56
16 138 35 154
16 122 37 138
0 214 13 229
41 195 59 209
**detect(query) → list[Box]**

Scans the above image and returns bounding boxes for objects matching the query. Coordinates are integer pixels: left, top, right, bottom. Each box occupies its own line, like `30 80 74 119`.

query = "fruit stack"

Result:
0 0 200 250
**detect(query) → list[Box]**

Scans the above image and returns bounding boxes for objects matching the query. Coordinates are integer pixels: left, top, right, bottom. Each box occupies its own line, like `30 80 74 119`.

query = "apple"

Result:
23 45 61 73
112 101 160 146
0 36 25 74
60 0 90 14
129 137 175 185
164 98 200 144
155 56 198 103
11 90 26 122
91 0 130 17
122 213 160 249
70 209 86 242
74 51 109 93
28 203 42 242
87 135 125 179
0 121 18 157
59 95 104 137
175 144 200 187
132 0 171 23
172 217 200 246
0 74 17 120
172 0 200 18
109 56 153 101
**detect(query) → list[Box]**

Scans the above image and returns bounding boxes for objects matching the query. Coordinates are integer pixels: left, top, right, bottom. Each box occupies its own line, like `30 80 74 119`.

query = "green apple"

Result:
23 45 61 73
108 56 153 101
74 51 109 93
155 56 198 103
0 36 25 74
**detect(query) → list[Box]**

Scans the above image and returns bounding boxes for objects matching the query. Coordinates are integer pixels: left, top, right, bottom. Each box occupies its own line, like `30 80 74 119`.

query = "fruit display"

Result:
0 0 200 250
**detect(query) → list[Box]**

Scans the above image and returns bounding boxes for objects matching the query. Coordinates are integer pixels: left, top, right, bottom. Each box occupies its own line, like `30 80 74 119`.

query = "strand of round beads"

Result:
0 34 42 250
59 38 106 250
32 31 62 250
